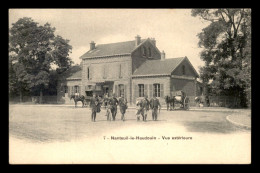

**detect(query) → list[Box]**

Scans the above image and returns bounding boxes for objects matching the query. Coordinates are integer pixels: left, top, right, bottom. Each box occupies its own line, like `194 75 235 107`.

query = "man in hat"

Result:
150 94 161 121
141 95 150 121
118 94 128 121
89 93 99 122
109 93 119 121
170 93 175 111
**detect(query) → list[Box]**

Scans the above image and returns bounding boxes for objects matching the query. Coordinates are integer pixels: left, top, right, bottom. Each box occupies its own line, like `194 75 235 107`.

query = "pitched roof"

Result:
80 39 146 59
132 57 186 76
63 65 82 80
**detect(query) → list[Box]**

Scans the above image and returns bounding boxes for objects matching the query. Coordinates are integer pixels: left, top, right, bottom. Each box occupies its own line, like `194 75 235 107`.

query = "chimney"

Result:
151 38 156 46
90 41 96 50
135 35 141 47
161 50 165 61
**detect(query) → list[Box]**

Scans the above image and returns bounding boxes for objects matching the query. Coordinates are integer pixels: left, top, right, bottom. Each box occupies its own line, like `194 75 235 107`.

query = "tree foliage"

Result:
191 9 251 107
9 17 73 100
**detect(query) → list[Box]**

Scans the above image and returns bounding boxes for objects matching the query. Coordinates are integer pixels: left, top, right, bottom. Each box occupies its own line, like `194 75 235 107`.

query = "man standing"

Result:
150 94 161 121
89 93 98 122
165 96 170 111
109 93 119 121
170 93 175 111
141 95 150 121
118 94 128 121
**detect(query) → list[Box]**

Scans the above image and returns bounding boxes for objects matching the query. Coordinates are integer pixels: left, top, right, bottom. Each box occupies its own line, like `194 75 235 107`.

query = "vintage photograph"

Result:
9 9 251 164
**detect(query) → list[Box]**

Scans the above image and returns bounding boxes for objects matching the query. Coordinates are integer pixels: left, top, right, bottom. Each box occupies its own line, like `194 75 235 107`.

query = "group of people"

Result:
89 93 128 122
89 93 161 122
136 94 161 121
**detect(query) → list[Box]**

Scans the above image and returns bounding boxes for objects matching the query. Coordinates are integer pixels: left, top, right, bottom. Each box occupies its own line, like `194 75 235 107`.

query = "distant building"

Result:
57 35 203 105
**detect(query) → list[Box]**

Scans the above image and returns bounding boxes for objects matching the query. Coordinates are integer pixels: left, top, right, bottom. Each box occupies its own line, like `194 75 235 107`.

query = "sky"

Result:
9 9 210 72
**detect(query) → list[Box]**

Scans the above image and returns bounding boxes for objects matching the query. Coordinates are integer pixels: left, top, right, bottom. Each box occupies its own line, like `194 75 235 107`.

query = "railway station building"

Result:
57 35 203 105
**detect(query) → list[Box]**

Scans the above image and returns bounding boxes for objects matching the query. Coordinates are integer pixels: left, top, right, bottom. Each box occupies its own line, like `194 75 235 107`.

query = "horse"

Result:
165 95 174 111
70 95 86 108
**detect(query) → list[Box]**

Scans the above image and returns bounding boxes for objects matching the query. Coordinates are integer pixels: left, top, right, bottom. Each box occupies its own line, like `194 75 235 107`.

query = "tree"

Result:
191 9 251 107
9 17 73 103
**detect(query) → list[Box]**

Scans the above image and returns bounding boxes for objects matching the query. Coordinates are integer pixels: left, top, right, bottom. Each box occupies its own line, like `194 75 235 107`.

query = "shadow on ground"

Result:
182 120 249 134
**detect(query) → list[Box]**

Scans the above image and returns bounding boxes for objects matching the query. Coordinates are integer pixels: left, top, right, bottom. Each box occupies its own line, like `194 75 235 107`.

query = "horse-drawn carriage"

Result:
173 90 190 110
165 90 190 110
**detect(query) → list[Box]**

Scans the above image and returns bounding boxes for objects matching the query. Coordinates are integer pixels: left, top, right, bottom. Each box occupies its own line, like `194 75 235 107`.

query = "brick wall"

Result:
171 78 196 96
132 76 170 105
172 58 198 77
132 40 161 73
57 79 81 104
82 55 132 87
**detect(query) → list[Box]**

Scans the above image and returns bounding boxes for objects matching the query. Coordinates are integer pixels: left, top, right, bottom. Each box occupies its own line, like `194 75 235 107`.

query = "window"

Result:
119 84 124 97
64 86 68 93
138 84 144 97
119 64 122 78
182 65 185 75
148 47 151 57
87 67 90 80
74 86 79 93
153 84 160 97
142 46 147 56
103 64 107 79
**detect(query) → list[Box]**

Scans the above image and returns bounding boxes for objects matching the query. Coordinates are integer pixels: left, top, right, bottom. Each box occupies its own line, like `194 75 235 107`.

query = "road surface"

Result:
9 104 251 164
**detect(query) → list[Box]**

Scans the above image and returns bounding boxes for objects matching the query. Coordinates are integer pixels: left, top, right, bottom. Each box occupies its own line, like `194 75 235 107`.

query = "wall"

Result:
132 40 161 73
82 55 132 102
131 76 171 105
57 79 81 104
172 58 198 77
170 78 196 96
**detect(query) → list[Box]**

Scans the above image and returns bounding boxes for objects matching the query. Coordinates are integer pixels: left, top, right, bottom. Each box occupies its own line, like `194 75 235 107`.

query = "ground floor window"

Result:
138 84 144 97
153 83 160 97
74 86 79 93
64 86 68 93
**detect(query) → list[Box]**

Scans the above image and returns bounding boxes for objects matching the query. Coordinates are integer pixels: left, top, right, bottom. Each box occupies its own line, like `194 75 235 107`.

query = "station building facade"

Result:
57 35 203 105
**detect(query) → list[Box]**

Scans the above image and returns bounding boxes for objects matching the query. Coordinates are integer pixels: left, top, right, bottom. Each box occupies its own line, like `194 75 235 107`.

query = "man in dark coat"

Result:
165 96 170 111
170 93 175 111
118 94 128 121
141 95 150 121
150 94 161 121
89 93 99 122
109 93 119 121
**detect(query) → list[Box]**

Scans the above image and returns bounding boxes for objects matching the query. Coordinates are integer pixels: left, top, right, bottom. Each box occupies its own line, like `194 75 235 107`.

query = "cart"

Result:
172 90 190 110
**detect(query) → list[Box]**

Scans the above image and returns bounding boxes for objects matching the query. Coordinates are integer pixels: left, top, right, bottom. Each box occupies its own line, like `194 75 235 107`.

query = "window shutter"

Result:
78 86 81 94
144 84 148 97
149 84 153 98
119 64 122 78
103 64 107 79
68 86 71 97
89 66 92 80
124 85 127 99
160 84 164 98
133 85 137 102
115 85 118 97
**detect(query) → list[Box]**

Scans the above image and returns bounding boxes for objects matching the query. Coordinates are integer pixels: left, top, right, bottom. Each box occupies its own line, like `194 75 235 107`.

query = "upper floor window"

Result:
148 47 151 57
87 67 90 80
119 64 122 78
142 46 147 57
182 65 185 75
153 84 160 97
138 84 144 97
103 64 107 79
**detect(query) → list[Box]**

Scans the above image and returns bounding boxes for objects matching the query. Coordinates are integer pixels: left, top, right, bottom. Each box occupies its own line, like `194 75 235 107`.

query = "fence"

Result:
9 96 58 104
187 95 240 108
